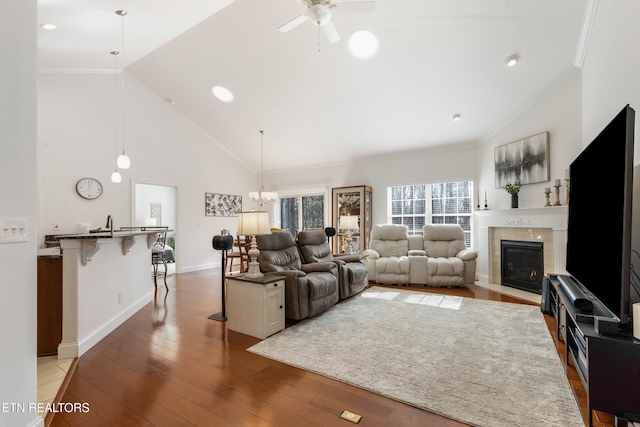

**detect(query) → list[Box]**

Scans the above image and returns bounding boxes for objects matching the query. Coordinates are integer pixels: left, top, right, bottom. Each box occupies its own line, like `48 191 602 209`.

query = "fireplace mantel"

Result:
474 206 568 228
474 206 568 285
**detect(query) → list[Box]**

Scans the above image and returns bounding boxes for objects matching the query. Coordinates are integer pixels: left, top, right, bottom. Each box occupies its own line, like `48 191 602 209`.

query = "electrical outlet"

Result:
117 292 123 303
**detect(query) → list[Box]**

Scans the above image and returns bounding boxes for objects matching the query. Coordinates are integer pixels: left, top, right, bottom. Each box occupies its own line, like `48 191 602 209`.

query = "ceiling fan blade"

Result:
279 13 308 32
333 1 376 13
323 20 341 43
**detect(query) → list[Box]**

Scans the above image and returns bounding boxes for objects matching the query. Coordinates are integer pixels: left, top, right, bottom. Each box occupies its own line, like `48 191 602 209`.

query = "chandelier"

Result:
249 130 277 206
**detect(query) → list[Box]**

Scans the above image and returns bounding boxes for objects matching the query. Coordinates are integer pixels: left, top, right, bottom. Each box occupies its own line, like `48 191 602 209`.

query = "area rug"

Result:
247 287 583 427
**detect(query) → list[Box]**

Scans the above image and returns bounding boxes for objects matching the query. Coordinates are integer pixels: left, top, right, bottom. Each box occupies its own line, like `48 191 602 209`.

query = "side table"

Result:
227 274 285 339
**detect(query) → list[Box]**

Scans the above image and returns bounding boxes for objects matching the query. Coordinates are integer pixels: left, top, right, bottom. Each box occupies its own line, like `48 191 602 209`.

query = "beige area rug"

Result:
247 287 583 427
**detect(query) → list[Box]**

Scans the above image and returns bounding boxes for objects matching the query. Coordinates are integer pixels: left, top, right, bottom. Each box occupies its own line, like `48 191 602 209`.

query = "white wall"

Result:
581 0 640 286
476 72 584 212
582 1 640 146
0 1 42 426
37 72 260 272
266 144 478 228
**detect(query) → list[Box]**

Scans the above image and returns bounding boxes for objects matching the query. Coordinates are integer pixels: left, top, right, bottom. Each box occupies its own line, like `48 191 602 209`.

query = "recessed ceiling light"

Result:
505 54 520 67
211 85 234 102
348 30 379 59
452 113 463 122
40 23 56 30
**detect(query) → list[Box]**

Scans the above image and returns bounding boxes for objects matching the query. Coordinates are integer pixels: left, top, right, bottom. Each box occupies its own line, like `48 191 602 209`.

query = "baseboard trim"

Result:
58 291 154 358
181 261 221 273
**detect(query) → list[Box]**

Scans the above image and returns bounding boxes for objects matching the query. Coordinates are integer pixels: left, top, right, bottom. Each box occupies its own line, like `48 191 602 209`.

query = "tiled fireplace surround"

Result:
474 206 569 286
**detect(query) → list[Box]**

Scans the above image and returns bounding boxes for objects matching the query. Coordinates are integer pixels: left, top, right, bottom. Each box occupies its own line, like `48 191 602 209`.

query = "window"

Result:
431 182 472 247
280 195 324 237
390 184 426 235
389 181 473 247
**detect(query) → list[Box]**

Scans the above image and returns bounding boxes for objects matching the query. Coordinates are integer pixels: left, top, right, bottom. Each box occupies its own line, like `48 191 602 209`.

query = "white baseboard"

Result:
181 261 222 273
58 291 154 359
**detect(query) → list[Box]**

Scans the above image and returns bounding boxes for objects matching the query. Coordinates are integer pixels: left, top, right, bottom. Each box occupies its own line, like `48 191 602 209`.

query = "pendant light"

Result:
249 130 278 206
110 51 122 183
115 9 130 170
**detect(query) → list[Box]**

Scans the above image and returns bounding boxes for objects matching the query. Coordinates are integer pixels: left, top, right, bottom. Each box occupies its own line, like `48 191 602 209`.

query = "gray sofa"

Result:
256 231 339 320
363 224 477 286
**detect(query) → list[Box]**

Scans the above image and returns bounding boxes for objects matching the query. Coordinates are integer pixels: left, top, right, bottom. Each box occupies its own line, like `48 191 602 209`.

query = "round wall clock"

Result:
76 177 103 200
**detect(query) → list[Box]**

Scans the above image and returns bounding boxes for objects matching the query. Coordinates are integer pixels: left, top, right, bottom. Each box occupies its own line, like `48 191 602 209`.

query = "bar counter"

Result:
51 230 164 358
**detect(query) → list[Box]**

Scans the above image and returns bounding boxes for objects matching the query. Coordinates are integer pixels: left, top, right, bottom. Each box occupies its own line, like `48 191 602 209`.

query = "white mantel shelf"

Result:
474 206 568 229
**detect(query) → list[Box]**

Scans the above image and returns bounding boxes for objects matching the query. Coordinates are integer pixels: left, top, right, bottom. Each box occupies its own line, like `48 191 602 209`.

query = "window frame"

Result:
275 187 330 236
387 181 474 248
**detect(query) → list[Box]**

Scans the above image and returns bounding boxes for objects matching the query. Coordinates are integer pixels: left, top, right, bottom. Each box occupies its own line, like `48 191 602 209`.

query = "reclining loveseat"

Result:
256 231 340 320
296 229 367 300
363 224 477 287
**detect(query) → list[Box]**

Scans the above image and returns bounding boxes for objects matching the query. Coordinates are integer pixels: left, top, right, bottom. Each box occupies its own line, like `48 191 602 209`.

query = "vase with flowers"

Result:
502 181 522 208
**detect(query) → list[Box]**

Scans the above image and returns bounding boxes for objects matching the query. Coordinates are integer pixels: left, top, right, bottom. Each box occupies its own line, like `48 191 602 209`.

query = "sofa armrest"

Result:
334 253 364 263
301 262 336 274
264 270 305 280
408 250 426 256
363 249 380 259
456 249 478 261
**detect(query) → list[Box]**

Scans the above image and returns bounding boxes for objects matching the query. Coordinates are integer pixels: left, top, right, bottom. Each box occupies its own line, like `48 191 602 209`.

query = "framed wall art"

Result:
494 131 550 188
205 193 242 217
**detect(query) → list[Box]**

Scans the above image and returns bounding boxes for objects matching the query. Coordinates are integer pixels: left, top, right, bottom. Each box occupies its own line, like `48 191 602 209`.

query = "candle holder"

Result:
564 179 570 205
544 189 551 207
483 193 489 210
553 185 562 206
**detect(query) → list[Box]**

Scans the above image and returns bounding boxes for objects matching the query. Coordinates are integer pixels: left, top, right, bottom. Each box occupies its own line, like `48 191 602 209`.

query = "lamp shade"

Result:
238 211 271 236
339 215 359 230
117 153 130 169
111 170 122 183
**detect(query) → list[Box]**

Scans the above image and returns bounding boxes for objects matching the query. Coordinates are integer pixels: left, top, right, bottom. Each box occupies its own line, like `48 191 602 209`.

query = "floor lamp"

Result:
238 211 271 279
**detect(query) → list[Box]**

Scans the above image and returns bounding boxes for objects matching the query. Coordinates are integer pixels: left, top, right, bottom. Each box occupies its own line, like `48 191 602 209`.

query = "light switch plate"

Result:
0 217 28 244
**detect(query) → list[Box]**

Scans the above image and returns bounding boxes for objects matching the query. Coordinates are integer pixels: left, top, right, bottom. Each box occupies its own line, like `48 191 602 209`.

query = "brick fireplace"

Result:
474 207 568 287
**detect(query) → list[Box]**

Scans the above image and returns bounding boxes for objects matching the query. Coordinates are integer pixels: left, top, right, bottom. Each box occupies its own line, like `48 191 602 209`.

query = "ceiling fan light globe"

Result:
307 4 332 26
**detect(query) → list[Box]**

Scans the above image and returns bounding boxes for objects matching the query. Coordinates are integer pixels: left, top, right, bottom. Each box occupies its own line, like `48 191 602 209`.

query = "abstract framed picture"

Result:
205 193 242 217
494 131 550 188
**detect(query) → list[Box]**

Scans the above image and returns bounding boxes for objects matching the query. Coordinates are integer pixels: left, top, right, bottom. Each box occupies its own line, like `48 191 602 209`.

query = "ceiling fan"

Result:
279 0 375 44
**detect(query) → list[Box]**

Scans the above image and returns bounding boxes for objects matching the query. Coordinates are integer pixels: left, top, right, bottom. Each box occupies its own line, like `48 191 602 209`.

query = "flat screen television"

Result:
566 105 635 327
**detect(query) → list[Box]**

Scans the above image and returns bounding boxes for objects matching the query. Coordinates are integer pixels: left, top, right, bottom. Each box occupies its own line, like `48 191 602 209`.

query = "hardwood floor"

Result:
50 270 613 427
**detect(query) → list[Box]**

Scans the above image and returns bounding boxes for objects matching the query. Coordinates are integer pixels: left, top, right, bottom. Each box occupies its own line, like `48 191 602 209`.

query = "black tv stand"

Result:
544 275 640 426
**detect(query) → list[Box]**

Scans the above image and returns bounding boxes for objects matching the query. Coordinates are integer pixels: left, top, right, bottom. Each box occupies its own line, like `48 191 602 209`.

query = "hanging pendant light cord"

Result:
119 11 126 156
259 130 265 198
112 51 119 163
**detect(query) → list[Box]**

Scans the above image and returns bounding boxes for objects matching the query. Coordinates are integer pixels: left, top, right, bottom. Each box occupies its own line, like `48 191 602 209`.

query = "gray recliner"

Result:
422 224 477 286
296 229 367 300
256 231 339 320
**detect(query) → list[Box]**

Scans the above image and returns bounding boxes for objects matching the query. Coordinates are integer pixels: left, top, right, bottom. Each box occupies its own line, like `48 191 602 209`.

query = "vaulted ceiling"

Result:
37 0 589 173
